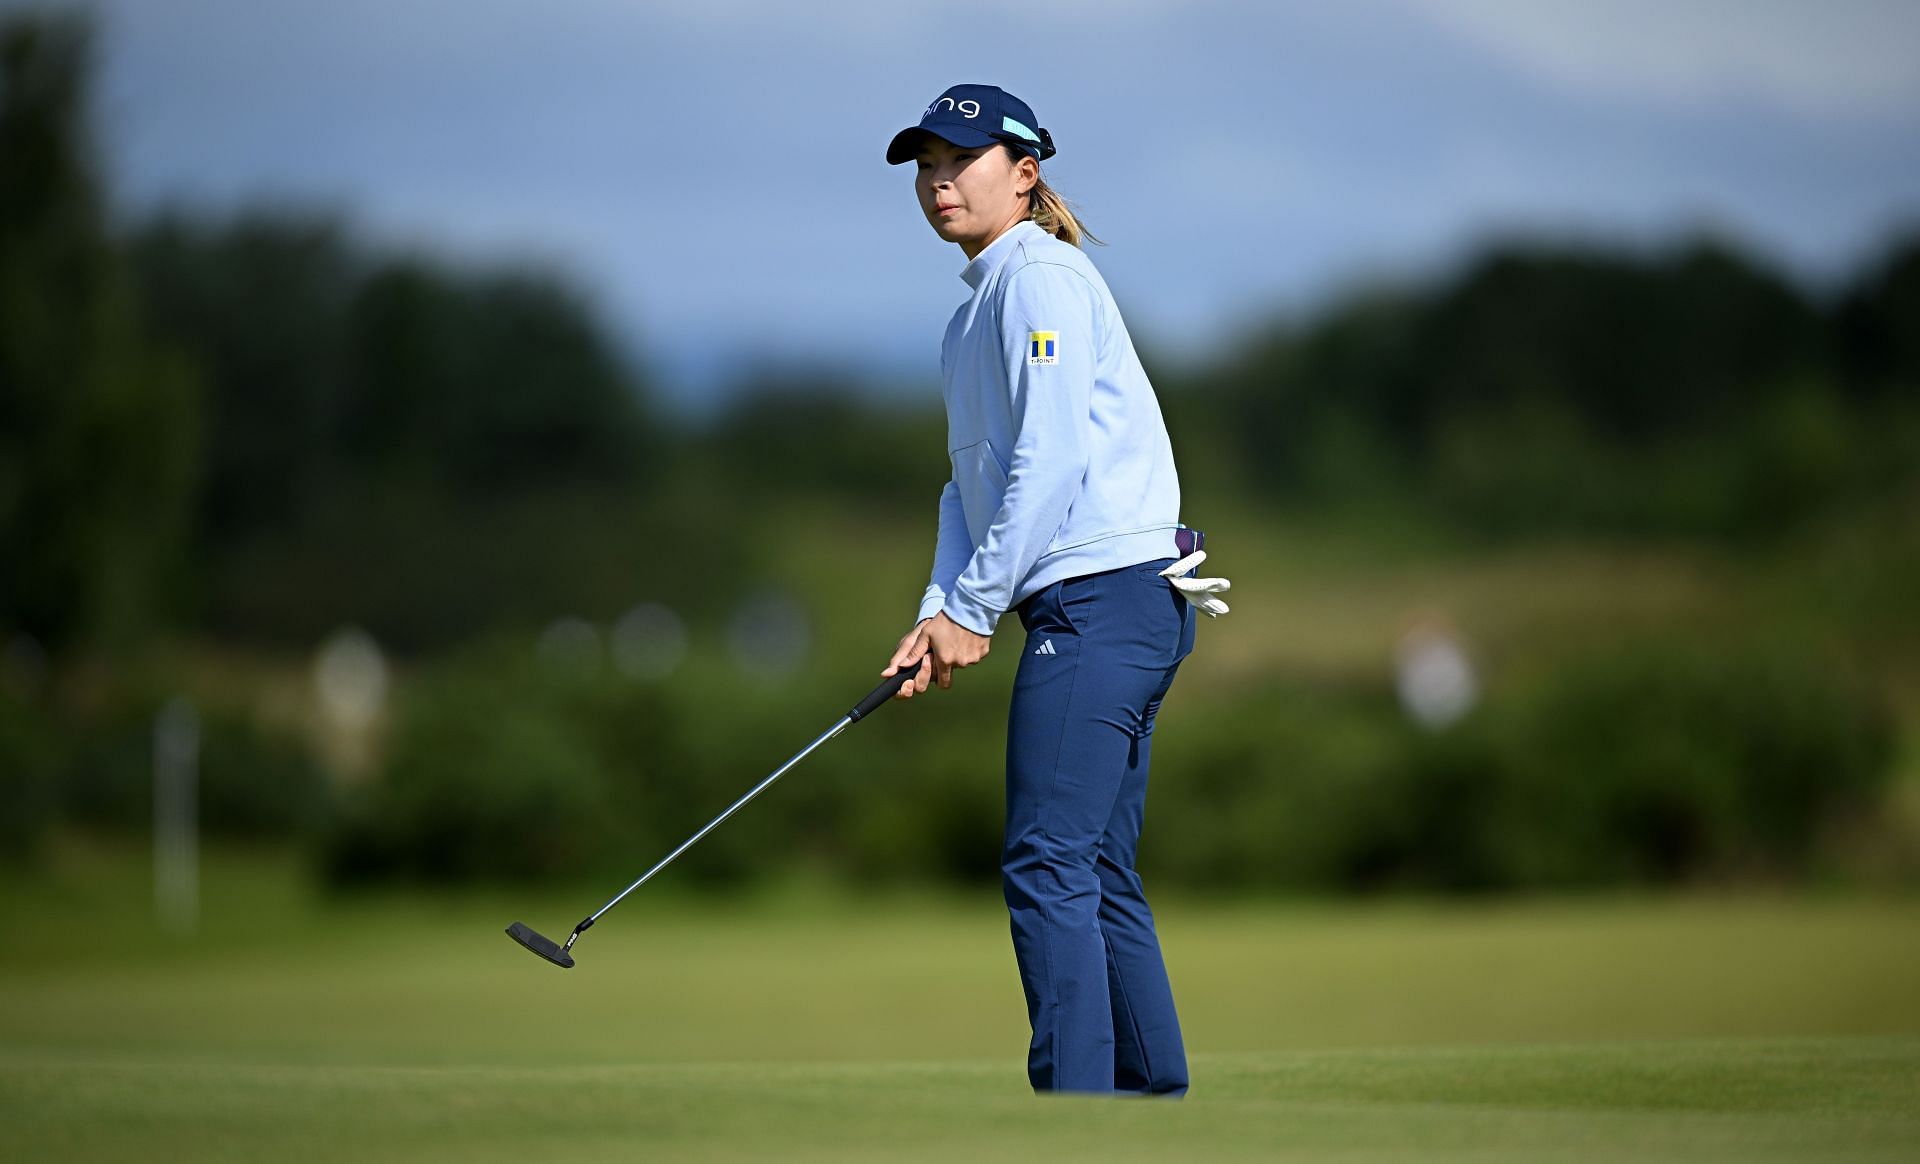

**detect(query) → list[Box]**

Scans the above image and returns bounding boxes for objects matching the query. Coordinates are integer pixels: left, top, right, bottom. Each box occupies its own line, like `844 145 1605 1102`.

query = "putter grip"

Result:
849 668 918 722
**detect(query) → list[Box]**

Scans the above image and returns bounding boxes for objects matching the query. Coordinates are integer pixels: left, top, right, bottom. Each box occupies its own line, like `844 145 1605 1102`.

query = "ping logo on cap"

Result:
887 83 1056 165
1028 331 1058 365
926 95 983 119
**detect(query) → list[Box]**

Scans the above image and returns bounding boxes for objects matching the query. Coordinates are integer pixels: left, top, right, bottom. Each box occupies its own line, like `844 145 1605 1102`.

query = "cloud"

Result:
1401 0 1920 119
37 0 1920 405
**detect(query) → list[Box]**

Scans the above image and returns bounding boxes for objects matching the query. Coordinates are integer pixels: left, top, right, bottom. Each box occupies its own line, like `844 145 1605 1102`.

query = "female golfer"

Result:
879 84 1226 1097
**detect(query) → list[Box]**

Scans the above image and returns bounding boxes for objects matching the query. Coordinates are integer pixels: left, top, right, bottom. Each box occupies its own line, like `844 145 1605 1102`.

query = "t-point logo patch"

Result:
1028 330 1058 364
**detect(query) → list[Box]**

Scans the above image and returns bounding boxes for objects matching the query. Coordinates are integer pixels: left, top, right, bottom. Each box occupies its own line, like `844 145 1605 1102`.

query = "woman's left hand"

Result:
922 611 991 688
882 612 991 696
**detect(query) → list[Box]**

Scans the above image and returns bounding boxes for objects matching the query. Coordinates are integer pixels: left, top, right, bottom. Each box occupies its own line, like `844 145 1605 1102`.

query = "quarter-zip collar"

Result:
960 219 1045 290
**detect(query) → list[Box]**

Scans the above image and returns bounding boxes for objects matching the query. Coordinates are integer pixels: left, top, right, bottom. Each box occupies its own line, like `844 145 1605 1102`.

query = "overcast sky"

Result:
27 0 1920 410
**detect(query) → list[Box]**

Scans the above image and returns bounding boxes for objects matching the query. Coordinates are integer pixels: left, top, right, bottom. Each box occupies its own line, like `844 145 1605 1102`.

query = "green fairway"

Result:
6 1040 1917 1163
2 846 1917 1160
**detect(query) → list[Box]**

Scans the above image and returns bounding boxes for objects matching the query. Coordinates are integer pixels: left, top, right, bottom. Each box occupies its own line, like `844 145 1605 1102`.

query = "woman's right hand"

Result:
882 619 935 700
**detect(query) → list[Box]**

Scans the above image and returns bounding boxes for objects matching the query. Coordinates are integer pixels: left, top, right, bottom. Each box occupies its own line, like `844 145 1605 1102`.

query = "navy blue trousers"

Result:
1004 556 1195 1096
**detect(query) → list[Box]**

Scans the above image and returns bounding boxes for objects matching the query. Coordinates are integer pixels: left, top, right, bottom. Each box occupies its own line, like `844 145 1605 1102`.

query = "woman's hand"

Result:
883 620 934 700
882 612 992 699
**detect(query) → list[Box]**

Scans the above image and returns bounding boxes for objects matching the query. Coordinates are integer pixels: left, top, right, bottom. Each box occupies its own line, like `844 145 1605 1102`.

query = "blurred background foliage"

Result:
4 11 1918 893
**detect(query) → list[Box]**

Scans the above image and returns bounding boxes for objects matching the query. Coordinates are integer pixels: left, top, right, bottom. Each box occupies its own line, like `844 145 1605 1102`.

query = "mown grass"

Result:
1 844 1916 1160
5 1040 1916 1163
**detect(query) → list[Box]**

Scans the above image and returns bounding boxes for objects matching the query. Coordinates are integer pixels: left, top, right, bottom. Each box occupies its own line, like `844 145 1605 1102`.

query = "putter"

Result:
506 666 920 968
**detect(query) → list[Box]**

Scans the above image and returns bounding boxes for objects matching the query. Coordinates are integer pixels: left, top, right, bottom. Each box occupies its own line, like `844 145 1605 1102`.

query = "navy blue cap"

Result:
886 84 1056 165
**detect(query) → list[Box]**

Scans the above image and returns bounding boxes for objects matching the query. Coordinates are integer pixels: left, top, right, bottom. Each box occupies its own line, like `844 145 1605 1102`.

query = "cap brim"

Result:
885 124 1005 165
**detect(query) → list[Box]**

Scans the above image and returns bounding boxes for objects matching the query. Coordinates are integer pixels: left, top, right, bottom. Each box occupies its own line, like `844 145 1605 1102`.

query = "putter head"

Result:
505 921 575 969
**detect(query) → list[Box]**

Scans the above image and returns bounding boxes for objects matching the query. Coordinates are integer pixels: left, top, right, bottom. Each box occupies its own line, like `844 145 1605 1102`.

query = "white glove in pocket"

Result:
1158 550 1231 617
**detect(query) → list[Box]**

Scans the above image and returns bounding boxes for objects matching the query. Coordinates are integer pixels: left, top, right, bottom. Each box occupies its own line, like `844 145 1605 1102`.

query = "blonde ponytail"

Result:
1002 142 1103 247
1031 176 1103 247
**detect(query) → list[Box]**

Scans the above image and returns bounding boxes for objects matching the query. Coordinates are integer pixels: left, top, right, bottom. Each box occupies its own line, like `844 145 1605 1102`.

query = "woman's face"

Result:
913 135 1037 259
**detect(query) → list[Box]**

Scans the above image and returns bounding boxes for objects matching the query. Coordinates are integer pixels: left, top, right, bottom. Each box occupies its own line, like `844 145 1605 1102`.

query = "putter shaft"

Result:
512 668 914 967
564 715 853 949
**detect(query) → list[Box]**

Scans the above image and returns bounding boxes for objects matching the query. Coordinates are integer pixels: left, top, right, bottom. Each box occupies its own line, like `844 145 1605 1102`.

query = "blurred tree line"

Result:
1196 237 1920 538
3 11 1914 889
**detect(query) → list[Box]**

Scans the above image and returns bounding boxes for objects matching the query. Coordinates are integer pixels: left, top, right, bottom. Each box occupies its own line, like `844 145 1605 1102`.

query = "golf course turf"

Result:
2 845 1915 1160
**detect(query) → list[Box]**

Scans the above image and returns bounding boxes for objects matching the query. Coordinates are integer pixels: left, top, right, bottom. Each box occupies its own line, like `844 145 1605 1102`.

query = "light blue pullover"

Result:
918 219 1183 636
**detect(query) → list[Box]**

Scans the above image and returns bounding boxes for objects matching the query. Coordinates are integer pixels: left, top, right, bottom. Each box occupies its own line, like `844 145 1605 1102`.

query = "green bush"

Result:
1142 688 1410 890
1136 632 1896 893
316 635 1014 889
58 694 327 839
1485 636 1895 886
0 688 61 863
801 691 1005 885
322 666 616 885
197 708 331 836
315 620 1899 894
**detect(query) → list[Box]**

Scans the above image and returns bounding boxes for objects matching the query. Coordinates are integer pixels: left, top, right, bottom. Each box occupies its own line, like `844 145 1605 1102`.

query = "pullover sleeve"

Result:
916 477 973 624
941 262 1098 635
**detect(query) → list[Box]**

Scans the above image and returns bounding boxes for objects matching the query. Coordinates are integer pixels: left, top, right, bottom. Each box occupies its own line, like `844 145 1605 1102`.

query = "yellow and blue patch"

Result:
1027 330 1058 365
